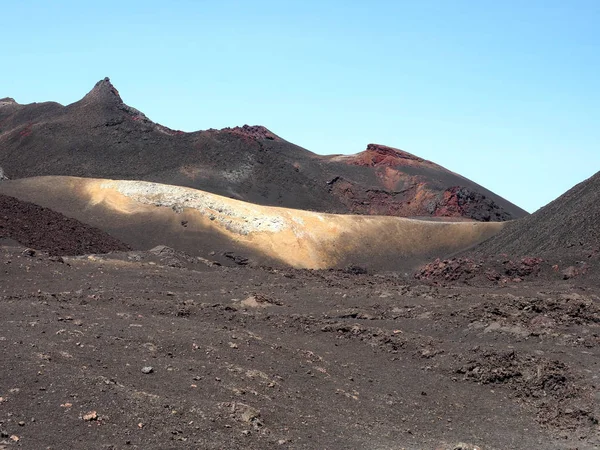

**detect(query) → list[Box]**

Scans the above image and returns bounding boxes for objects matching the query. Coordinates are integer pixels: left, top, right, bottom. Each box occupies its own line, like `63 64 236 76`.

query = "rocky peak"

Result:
365 143 424 162
219 125 280 141
0 97 17 106
81 77 123 105
339 143 441 170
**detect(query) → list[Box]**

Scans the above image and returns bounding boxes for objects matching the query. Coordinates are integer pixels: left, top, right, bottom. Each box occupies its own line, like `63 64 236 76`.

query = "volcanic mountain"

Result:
0 78 526 221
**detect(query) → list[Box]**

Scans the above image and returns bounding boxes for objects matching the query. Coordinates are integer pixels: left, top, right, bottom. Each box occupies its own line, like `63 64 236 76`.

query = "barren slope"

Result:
0 193 129 256
0 79 527 221
415 170 600 285
0 176 505 271
473 170 600 259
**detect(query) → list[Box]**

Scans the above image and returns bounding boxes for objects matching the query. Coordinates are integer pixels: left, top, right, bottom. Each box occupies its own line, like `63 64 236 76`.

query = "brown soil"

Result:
0 78 527 222
0 244 598 449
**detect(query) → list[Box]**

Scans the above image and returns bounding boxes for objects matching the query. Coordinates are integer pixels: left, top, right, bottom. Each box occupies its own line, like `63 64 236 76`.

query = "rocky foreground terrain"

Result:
0 244 598 450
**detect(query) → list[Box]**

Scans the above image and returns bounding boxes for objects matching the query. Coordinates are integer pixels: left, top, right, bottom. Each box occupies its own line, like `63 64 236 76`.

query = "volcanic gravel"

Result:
1 245 599 449
0 193 130 256
473 170 600 259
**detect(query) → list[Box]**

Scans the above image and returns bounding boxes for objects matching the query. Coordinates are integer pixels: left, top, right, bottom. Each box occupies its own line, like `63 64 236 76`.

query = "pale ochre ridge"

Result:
1 176 506 269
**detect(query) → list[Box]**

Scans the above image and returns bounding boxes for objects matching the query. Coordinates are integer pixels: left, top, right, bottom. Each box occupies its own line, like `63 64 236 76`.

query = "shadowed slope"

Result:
0 176 505 270
415 170 600 284
472 170 600 259
0 193 130 255
0 78 527 221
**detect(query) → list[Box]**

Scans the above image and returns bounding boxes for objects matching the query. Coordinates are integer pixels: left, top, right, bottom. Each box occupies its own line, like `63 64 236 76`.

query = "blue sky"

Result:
2 0 599 213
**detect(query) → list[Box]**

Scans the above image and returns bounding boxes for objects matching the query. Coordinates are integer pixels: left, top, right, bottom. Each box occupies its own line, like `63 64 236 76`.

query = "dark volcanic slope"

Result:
473 170 600 259
0 193 130 255
0 79 527 221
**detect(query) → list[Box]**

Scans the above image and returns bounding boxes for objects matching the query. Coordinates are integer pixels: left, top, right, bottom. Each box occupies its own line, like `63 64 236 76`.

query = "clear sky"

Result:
2 1 599 213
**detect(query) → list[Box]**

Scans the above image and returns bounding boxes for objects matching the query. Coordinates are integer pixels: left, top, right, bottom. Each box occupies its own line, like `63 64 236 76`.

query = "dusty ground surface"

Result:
1 244 598 449
0 78 526 221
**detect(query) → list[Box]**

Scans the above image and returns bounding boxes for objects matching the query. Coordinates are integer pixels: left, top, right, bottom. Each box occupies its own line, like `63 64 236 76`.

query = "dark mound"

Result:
417 170 600 284
0 193 130 255
474 170 600 258
0 78 527 221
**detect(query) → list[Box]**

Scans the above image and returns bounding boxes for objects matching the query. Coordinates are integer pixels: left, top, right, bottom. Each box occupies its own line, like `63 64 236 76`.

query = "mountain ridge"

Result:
0 78 528 221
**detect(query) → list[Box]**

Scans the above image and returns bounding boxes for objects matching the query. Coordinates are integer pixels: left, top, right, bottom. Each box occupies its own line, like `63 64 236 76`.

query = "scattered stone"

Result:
83 411 98 421
141 366 154 374
241 407 260 423
224 252 249 266
343 264 368 275
240 294 282 308
453 443 481 450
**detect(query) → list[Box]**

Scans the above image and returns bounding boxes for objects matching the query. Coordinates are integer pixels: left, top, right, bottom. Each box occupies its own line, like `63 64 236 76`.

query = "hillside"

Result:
0 78 527 221
0 176 505 271
416 170 600 284
473 170 600 260
0 193 129 255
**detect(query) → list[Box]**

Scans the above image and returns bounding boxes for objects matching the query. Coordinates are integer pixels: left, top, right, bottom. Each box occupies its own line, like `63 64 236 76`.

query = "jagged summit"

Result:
81 77 123 104
217 125 281 141
0 97 17 105
336 143 441 170
365 143 425 162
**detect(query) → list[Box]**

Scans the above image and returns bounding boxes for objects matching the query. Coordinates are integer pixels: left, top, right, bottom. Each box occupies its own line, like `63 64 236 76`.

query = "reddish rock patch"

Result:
345 143 438 169
432 186 513 222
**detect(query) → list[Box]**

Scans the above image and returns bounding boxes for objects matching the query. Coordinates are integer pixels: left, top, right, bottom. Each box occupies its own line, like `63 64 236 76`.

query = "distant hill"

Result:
0 78 527 221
